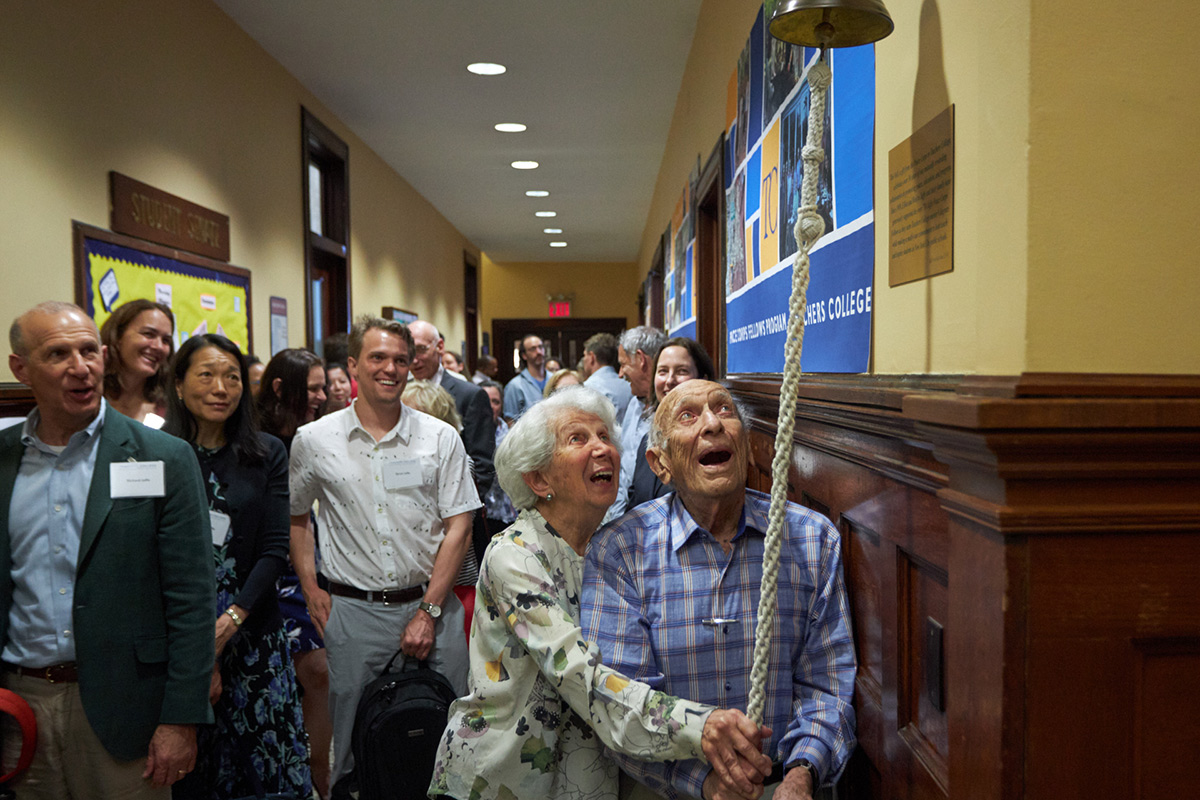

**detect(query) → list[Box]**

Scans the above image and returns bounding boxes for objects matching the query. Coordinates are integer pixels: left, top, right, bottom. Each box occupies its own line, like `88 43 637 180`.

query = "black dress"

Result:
174 433 312 799
627 432 670 511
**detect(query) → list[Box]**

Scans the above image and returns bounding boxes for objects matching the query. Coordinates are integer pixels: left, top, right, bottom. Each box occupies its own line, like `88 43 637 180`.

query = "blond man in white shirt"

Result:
289 317 479 788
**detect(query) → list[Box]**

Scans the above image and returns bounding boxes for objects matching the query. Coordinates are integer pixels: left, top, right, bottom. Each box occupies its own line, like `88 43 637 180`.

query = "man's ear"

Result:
347 356 358 381
522 470 552 500
645 446 672 486
9 354 28 387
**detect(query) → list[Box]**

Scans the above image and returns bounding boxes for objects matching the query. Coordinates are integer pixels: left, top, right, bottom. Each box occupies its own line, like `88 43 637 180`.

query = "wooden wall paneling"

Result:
907 380 1200 800
737 375 957 800
0 384 35 420
1132 638 1200 798
731 373 1200 800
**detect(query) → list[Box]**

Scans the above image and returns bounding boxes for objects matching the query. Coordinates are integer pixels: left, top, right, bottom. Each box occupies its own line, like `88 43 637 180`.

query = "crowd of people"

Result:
0 300 856 800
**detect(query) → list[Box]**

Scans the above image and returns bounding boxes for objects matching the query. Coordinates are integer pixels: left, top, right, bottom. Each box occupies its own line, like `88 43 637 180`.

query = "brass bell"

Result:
768 0 895 49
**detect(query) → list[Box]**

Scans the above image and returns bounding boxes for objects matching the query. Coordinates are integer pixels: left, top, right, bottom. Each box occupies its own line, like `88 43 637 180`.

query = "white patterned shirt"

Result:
289 400 480 590
431 509 712 800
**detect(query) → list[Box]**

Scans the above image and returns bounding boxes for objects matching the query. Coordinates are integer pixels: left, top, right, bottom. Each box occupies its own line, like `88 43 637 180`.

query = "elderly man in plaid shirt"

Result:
581 380 856 800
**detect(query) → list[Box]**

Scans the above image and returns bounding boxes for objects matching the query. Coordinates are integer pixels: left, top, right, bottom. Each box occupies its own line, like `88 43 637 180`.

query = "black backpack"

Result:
350 651 459 800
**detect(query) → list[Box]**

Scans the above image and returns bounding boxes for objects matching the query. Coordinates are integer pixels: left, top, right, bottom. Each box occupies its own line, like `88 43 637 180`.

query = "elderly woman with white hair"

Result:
429 387 770 800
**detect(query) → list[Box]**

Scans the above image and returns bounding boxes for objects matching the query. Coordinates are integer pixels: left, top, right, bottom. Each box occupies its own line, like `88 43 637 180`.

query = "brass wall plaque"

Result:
888 105 954 286
110 172 231 262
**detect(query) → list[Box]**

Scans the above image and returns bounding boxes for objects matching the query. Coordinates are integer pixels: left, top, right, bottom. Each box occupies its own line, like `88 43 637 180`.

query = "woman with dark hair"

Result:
256 348 326 451
626 337 716 510
100 298 175 427
164 334 311 800
323 361 353 414
257 347 332 798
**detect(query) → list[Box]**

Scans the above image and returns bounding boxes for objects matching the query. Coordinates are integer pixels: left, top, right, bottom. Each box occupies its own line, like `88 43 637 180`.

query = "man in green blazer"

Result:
0 302 214 798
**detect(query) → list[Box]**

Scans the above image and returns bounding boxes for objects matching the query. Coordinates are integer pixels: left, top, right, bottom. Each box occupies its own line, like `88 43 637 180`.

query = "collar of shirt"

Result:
433 362 447 386
523 368 547 391
666 491 764 552
344 398 410 446
21 399 107 457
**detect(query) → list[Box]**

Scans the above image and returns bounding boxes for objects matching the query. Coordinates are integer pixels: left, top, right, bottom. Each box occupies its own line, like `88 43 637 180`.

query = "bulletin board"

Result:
73 222 253 353
718 3 876 374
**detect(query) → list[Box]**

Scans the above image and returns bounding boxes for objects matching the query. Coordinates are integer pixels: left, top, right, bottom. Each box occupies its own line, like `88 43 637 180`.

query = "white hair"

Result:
618 326 666 362
495 386 620 510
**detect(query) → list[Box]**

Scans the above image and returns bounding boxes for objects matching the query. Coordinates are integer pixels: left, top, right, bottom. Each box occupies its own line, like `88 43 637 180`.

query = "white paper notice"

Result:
110 461 166 498
383 459 422 490
209 510 232 546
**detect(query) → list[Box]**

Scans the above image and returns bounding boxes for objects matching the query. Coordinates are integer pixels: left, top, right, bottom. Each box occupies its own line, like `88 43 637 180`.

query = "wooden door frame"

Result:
695 134 726 376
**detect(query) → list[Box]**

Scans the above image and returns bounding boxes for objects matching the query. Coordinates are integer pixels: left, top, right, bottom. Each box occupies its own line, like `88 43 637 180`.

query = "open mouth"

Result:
590 469 614 484
699 449 732 466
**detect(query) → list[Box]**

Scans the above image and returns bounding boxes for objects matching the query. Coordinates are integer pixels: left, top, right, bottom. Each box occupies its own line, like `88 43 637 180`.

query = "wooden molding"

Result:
730 371 1200 800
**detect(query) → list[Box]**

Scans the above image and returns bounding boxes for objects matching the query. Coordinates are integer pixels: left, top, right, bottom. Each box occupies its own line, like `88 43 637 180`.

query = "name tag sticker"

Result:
209 510 232 546
383 459 422 491
110 461 166 499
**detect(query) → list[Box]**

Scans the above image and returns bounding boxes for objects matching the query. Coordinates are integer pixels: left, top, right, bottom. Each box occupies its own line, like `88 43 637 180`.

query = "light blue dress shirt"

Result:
502 369 546 421
3 402 106 667
604 395 647 523
583 364 633 421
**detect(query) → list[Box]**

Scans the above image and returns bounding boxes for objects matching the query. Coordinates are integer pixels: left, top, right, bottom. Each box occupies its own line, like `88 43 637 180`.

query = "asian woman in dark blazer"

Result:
164 334 312 800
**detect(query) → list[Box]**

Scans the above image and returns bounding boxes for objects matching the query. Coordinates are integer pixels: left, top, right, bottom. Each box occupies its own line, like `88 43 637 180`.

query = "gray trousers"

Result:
324 592 468 784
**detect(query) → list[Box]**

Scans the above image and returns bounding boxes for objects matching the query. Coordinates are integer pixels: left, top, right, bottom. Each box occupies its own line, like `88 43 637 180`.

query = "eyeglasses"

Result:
524 343 545 353
413 344 433 356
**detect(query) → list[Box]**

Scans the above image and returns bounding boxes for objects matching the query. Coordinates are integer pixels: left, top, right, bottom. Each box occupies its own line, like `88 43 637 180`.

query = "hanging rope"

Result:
747 58 832 726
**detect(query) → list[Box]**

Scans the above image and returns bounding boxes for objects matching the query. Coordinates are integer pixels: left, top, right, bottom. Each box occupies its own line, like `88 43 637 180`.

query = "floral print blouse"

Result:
429 509 714 800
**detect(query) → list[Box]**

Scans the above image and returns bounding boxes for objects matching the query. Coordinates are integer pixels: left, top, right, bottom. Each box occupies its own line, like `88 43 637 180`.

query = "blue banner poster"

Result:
725 7 875 374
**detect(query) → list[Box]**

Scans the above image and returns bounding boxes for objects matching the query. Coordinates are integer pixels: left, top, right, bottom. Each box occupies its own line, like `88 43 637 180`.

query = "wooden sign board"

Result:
888 105 954 286
110 172 231 262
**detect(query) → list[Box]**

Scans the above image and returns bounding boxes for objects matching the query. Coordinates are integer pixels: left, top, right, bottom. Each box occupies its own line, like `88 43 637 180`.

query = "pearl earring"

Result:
546 493 553 501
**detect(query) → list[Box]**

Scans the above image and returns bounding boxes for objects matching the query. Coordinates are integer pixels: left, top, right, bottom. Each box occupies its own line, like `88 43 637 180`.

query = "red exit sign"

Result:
548 300 572 318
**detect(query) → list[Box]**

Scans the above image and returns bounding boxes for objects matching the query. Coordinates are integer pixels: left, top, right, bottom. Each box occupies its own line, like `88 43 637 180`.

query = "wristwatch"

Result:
418 600 442 619
793 760 818 788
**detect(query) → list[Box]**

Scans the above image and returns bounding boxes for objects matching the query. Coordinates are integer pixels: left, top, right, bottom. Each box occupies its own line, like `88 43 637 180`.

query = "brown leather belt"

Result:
3 661 79 683
328 581 423 605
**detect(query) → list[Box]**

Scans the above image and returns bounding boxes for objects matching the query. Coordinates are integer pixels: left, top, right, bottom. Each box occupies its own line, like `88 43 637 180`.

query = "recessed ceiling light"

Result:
535 211 556 217
549 242 568 248
511 161 539 170
543 228 563 234
467 63 506 76
495 123 527 133
525 190 549 197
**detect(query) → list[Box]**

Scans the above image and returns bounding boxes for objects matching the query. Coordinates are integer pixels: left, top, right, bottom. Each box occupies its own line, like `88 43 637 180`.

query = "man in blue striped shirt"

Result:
581 380 856 800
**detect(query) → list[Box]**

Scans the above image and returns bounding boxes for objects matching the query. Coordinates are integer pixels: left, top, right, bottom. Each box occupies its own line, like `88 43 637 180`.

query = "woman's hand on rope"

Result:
701 709 773 798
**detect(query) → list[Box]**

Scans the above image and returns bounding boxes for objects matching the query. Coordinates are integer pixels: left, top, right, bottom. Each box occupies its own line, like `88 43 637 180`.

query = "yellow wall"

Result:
636 0 762 279
0 0 476 381
480 256 641 337
1024 0 1200 373
639 0 1200 375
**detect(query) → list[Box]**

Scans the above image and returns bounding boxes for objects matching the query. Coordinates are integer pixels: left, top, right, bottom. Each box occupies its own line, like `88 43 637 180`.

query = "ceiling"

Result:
213 0 703 264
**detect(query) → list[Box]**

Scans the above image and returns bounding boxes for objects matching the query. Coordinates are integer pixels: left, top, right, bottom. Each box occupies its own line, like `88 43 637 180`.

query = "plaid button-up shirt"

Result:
581 489 856 799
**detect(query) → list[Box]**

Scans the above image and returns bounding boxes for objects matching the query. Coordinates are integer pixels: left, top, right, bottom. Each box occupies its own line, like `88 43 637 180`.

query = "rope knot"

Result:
801 144 825 166
795 205 825 248
808 61 832 92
